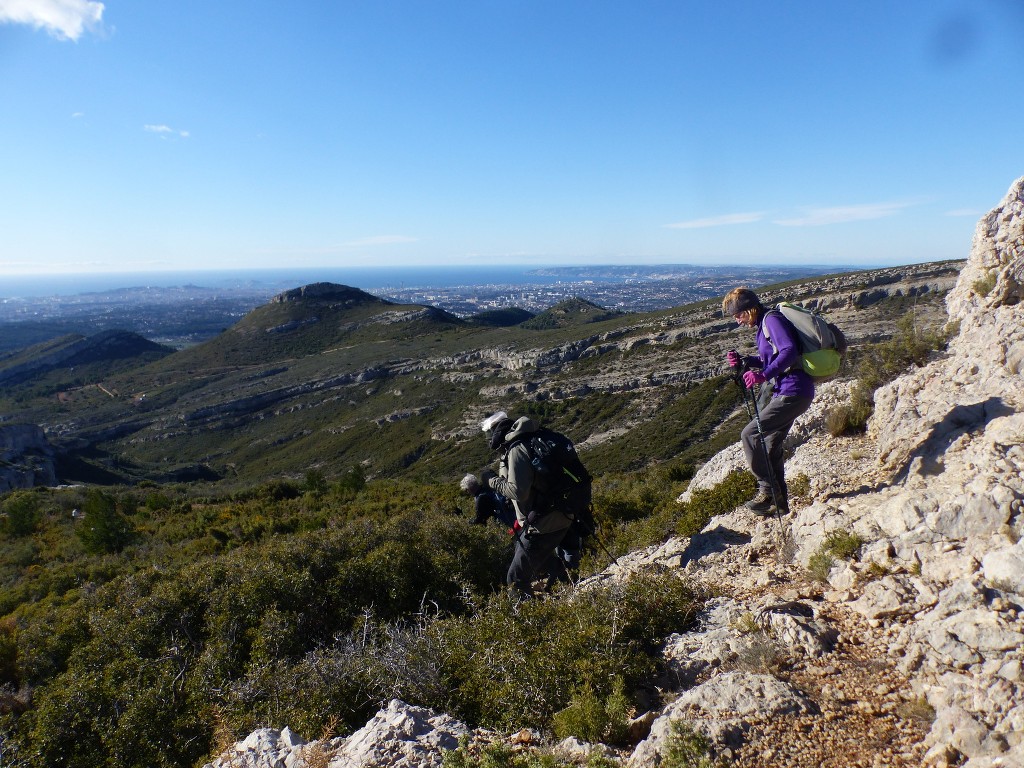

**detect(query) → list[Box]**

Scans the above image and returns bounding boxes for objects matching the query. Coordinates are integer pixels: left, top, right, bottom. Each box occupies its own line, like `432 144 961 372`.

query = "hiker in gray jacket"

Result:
480 411 574 596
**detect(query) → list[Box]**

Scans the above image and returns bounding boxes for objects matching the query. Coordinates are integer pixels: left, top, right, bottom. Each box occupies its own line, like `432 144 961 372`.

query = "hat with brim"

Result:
722 291 761 316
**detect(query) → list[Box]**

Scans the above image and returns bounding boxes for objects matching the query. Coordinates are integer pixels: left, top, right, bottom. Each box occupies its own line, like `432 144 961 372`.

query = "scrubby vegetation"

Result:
0 268 966 765
0 457 727 768
807 529 866 583
972 269 998 298
443 737 620 768
661 720 726 768
828 312 955 436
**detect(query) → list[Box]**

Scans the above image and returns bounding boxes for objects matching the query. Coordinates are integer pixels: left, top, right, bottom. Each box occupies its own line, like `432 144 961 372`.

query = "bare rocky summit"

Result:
205 177 1024 768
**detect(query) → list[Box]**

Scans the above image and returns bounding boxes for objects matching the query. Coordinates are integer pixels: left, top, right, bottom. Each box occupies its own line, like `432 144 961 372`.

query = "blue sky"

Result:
1 0 1022 275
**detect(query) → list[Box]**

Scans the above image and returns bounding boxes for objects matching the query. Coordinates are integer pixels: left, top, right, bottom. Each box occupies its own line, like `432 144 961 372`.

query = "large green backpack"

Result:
763 302 848 379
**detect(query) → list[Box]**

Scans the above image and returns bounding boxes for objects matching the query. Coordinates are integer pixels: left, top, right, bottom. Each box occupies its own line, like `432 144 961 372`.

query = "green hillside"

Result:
520 297 625 329
0 266 959 491
0 263 963 768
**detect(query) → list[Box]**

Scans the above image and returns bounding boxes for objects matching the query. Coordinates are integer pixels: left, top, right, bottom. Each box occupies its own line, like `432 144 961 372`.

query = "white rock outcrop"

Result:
790 177 1024 766
203 700 469 768
634 176 1024 767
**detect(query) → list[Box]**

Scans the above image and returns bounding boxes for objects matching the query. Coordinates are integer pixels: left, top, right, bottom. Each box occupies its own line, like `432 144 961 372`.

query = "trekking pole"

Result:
728 364 753 420
733 360 785 528
581 512 619 567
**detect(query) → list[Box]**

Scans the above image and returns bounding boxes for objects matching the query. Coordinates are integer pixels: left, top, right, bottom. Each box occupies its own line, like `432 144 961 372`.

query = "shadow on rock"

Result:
679 524 752 566
893 397 1014 483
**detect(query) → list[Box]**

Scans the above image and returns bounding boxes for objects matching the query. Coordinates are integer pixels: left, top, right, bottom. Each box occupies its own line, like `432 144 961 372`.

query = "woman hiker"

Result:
722 287 815 515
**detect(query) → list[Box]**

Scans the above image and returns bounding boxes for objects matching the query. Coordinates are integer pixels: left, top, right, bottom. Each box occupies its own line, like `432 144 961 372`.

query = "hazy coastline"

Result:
0 263 855 299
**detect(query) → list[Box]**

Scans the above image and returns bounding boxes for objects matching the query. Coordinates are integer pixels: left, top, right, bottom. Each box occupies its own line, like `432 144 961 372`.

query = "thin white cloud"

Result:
144 124 190 139
944 208 980 217
775 201 912 227
0 0 104 41
665 212 766 229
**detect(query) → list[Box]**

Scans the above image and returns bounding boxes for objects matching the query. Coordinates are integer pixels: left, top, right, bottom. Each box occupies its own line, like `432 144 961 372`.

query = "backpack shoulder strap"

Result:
499 434 528 459
761 309 781 353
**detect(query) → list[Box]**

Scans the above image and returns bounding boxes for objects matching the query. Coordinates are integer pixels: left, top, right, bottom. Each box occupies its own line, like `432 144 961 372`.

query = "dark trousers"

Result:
740 393 813 495
556 524 584 571
508 527 570 595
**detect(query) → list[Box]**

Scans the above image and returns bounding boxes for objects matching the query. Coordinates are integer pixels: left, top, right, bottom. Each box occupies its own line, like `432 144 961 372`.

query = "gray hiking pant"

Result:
508 526 570 596
740 393 813 495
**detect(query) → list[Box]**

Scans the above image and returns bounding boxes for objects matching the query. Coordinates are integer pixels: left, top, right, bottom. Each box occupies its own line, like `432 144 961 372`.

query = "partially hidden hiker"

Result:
459 473 516 527
722 287 815 515
479 410 575 597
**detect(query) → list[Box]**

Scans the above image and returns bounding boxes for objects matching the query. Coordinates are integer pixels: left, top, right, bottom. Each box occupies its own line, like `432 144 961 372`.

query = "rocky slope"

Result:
202 176 1022 768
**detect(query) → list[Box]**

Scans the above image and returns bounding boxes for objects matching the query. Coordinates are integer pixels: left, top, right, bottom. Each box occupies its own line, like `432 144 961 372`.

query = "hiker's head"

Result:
481 410 514 450
722 288 763 327
505 416 539 442
460 473 481 496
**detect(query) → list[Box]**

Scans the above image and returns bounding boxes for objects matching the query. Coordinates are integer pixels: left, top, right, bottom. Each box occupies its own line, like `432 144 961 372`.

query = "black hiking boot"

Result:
746 488 773 514
748 488 790 516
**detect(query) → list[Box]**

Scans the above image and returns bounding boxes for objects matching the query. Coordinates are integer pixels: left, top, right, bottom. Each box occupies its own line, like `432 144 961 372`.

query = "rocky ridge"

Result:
203 177 1022 768
0 424 57 491
67 260 958 456
0 329 171 386
15 256 957 487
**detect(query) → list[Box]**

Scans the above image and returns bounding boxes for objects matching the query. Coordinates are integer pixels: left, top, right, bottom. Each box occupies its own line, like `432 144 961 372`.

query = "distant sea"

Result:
0 266 615 298
0 263 851 299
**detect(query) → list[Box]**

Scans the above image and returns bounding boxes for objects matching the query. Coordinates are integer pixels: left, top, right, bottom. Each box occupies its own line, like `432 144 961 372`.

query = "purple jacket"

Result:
755 311 815 399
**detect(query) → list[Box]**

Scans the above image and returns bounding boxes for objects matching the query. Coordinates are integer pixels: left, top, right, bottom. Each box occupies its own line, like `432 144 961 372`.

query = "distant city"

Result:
375 264 842 315
0 264 853 353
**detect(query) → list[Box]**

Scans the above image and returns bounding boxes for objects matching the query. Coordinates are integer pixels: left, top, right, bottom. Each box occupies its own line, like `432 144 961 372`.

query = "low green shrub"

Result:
2 491 41 537
442 736 619 768
605 471 755 557
552 676 630 745
421 574 693 730
807 550 836 583
972 269 998 297
661 720 723 768
786 474 810 500
678 471 755 537
822 529 864 560
829 313 952 435
826 391 874 436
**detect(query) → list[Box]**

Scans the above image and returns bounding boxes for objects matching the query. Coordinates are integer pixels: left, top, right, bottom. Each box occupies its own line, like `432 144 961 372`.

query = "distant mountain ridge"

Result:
0 330 172 386
0 260 961 489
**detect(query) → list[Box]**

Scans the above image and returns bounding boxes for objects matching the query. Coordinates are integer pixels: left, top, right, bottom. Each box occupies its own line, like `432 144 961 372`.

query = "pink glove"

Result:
726 350 742 368
742 370 766 388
